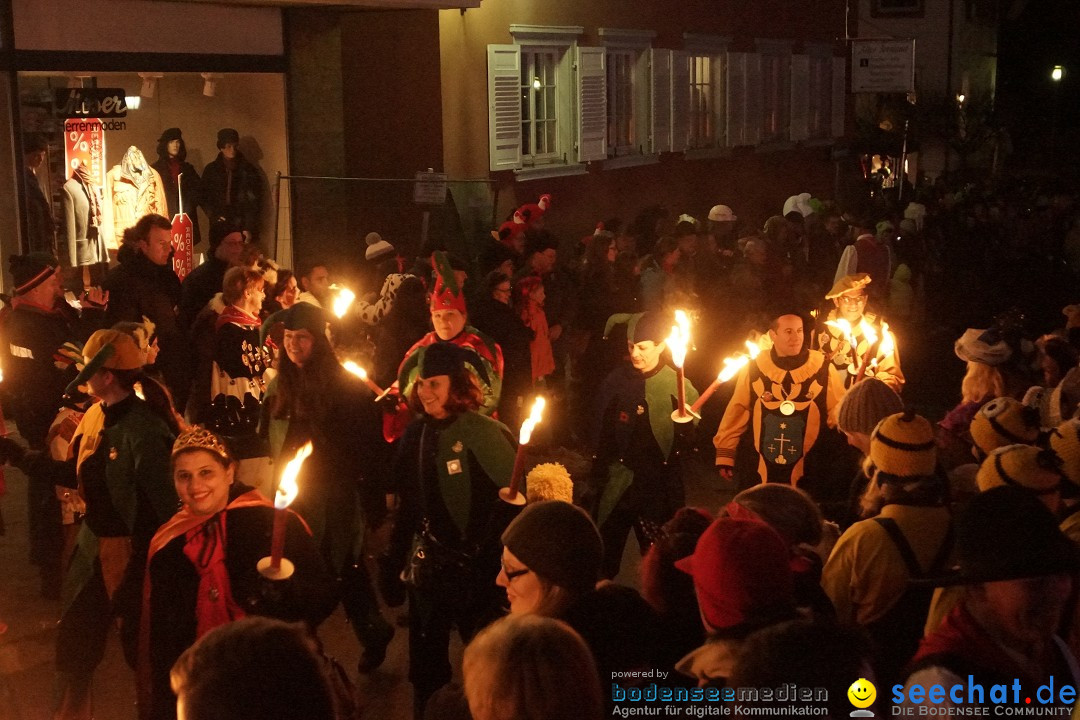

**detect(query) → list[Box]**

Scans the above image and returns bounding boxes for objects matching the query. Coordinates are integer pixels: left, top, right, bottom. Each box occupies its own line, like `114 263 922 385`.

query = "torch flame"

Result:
519 396 546 445
745 339 761 359
879 322 895 357
342 360 368 380
667 310 692 368
276 441 312 510
332 287 356 319
715 338 764 383
825 318 857 350
859 319 878 348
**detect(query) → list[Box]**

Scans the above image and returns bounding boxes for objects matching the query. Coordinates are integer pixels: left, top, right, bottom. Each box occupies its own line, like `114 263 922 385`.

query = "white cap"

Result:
708 204 736 222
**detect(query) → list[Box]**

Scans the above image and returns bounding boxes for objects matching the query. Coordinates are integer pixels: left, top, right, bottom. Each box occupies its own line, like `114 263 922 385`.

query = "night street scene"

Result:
2 0 1080 718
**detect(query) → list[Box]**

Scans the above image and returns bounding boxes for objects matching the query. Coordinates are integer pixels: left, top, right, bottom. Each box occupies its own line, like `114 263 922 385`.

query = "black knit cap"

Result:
418 342 470 379
209 217 246 249
217 128 240 149
501 500 603 595
633 310 673 344
9 252 58 295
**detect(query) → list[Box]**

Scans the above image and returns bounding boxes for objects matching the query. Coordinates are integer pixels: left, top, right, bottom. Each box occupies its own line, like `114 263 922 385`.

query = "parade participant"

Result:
140 427 336 720
817 273 904 392
821 411 952 687
396 251 504 418
714 308 845 487
294 261 331 308
258 301 394 673
899 487 1080 714
589 311 699 579
178 218 246 331
0 330 179 720
381 342 517 715
0 252 104 598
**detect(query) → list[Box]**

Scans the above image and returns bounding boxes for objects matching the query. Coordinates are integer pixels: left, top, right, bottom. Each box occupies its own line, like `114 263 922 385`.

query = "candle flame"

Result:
519 396 546 444
667 310 691 368
332 287 356 318
342 360 368 380
276 441 312 510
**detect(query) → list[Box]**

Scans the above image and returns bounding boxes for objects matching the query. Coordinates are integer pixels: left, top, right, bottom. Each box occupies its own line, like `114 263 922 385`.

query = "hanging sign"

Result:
413 170 448 205
63 118 106 187
850 39 916 93
172 213 194 281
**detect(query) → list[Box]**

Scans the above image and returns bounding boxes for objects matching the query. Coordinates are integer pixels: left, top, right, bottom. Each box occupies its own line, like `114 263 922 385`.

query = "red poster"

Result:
172 214 194 282
63 118 106 187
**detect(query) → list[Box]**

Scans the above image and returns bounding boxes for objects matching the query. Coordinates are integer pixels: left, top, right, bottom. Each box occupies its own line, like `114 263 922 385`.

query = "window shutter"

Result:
831 55 847 138
576 46 607 163
487 44 522 172
670 51 689 153
789 54 810 142
650 48 672 154
726 51 747 146
743 52 762 146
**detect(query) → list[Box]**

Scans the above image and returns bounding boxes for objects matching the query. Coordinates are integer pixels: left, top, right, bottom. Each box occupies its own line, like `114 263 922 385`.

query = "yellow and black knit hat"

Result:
975 444 1063 496
869 410 937 478
1049 419 1080 487
969 397 1041 457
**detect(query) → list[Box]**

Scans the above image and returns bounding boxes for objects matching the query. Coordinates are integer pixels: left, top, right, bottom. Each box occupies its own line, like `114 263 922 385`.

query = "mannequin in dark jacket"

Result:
201 128 263 237
102 214 189 407
150 128 202 243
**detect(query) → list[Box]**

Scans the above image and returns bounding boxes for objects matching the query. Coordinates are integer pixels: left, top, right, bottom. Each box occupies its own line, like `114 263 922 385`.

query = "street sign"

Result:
413 170 448 205
850 39 915 93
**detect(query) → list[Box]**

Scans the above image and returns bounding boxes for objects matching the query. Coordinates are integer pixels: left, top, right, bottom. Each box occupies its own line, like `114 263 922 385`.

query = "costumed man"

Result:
817 273 904 393
589 311 699 579
395 251 503 422
0 252 105 598
714 307 846 487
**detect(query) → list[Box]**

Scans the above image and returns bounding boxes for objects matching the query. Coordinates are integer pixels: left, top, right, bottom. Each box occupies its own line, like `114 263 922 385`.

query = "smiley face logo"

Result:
848 678 876 710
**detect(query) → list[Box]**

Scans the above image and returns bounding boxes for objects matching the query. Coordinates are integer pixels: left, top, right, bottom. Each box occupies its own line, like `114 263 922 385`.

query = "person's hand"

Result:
82 287 108 308
718 466 734 483
0 437 27 465
549 324 563 342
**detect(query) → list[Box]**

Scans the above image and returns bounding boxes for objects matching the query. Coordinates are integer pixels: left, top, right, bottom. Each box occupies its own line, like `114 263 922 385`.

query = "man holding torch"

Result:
714 306 845 487
588 311 699 579
817 273 904 392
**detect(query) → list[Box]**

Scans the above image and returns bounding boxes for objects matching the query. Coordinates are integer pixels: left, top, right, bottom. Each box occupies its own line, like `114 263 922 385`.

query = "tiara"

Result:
172 426 231 461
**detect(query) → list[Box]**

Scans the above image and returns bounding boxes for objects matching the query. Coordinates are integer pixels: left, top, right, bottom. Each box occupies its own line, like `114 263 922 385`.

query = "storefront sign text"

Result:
54 88 129 119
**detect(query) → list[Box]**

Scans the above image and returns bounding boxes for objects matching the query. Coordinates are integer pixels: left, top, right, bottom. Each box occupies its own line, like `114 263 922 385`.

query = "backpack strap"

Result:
872 516 924 577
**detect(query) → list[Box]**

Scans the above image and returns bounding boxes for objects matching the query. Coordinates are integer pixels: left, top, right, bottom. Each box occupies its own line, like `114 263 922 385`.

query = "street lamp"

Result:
1052 65 1064 82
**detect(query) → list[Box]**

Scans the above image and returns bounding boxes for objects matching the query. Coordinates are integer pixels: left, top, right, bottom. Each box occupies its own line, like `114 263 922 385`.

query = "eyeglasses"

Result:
502 565 531 582
839 295 867 305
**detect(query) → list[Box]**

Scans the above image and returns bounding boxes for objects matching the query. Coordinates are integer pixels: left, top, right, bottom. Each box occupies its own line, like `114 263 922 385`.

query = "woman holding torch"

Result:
381 341 518 717
140 426 335 720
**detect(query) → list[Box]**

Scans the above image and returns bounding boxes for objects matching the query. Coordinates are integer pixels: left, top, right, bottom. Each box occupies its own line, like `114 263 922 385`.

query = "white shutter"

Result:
487 44 522 172
726 51 747 146
789 54 810 142
831 55 847 138
576 46 607 163
670 51 689 153
650 48 672 154
744 52 762 146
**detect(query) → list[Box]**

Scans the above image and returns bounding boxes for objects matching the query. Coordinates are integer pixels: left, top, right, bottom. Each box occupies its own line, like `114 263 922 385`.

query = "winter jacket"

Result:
201 151 262 233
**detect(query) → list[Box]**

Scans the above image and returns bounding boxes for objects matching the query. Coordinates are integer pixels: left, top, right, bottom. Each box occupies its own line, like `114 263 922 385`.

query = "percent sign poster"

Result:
63 117 106 190
171 172 194 281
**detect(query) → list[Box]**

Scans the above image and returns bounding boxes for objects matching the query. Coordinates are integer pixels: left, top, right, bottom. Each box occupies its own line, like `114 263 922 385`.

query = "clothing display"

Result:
62 165 107 267
101 146 167 250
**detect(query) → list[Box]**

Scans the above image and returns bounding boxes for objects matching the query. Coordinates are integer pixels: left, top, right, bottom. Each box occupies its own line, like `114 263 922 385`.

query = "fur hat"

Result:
216 128 240 149
9 252 59 296
969 397 1041 457
937 486 1078 585
869 410 937 478
975 444 1063 496
675 518 797 636
825 273 872 300
364 232 394 262
525 463 574 504
501 500 602 595
836 378 903 436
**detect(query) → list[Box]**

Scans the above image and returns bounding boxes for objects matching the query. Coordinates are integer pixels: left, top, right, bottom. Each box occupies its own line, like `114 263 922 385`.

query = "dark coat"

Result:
179 255 229 331
25 168 55 254
150 157 202 243
201 152 263 234
103 246 189 404
146 494 337 720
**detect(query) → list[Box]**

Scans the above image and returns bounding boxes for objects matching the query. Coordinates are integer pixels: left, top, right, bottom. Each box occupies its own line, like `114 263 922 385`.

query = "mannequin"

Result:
201 128 263 239
150 128 202 245
61 161 107 285
101 146 167 251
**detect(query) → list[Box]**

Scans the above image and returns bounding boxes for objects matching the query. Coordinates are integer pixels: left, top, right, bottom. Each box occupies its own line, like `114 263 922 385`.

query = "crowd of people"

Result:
0 176 1079 720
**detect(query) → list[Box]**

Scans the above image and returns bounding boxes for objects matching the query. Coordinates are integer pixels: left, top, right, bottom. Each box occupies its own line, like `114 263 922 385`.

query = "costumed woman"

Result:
139 426 336 720
381 342 518 717
258 302 395 672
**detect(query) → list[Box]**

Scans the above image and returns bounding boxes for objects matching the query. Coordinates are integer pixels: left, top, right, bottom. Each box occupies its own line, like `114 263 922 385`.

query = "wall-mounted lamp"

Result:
126 96 142 110
1052 65 1065 82
956 93 965 106
202 73 223 97
139 72 163 98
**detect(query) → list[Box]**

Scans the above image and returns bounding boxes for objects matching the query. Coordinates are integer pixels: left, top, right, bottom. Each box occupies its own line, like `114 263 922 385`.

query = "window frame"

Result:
756 38 794 149
682 33 730 156
804 43 836 142
597 28 656 166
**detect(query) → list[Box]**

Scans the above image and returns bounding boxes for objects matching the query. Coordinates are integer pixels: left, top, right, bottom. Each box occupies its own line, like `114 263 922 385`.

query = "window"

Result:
688 55 714 147
606 50 635 155
682 35 729 152
757 40 792 145
807 53 833 139
521 50 560 163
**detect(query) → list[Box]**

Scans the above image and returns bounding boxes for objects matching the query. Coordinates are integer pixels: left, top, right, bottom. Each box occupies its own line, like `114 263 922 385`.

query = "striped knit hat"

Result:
969 397 1041 457
9 252 58 296
868 410 937 478
1049 419 1080 487
976 444 1063 496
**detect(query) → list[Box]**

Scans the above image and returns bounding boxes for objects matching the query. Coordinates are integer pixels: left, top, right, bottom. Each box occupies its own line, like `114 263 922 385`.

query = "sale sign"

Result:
63 118 106 186
172 213 194 282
